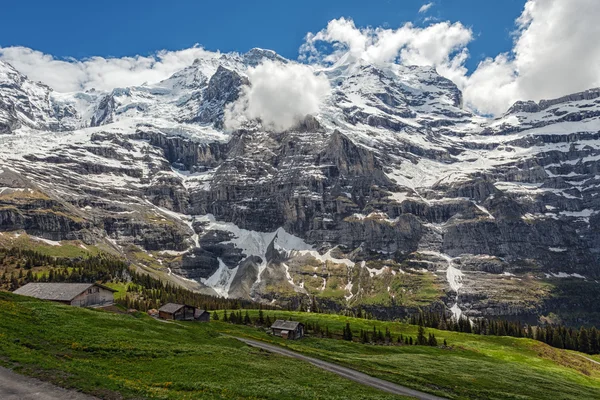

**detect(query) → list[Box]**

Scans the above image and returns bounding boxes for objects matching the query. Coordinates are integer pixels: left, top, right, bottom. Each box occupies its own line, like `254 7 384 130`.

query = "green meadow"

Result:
1 292 600 399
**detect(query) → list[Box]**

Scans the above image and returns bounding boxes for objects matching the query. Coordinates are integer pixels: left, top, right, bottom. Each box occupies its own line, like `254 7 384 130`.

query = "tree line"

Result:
214 308 447 347
0 247 271 312
411 311 600 355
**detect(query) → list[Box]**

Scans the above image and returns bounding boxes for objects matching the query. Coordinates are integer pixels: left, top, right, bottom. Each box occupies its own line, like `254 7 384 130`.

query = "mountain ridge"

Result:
1 49 599 326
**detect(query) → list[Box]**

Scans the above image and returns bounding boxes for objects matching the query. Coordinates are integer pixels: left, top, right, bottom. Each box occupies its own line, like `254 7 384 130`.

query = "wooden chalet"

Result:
270 319 305 340
158 303 209 322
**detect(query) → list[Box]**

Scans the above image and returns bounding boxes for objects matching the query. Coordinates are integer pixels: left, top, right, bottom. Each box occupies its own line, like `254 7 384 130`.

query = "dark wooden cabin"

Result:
270 320 305 340
158 303 209 322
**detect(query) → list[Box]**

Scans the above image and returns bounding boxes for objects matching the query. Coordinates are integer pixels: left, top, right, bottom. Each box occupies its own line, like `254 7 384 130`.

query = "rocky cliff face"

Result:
0 50 599 326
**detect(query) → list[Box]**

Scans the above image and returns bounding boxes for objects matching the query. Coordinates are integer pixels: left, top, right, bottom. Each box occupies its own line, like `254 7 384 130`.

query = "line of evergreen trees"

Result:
410 311 600 355
119 271 274 312
215 309 447 347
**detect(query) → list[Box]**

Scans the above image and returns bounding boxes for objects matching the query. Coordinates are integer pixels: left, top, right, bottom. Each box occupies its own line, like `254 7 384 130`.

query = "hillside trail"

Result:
234 336 448 400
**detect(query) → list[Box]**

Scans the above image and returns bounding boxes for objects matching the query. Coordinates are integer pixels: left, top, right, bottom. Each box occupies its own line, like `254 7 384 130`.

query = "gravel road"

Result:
235 337 448 400
0 367 97 400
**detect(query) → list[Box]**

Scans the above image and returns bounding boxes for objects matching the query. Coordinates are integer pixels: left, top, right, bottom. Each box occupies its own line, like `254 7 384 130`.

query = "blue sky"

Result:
0 0 525 72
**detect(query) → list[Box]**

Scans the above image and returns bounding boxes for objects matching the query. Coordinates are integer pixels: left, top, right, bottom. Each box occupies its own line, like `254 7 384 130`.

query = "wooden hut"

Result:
270 320 305 339
158 303 209 322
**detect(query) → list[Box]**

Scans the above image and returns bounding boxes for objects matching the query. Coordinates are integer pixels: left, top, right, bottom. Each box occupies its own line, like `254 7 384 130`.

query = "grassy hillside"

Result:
2 292 600 400
216 310 600 400
0 292 403 400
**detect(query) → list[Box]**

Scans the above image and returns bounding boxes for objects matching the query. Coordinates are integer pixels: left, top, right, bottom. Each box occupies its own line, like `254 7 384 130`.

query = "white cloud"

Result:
300 17 472 68
418 2 434 13
3 0 599 117
300 0 600 116
224 60 330 132
0 45 217 92
461 0 600 115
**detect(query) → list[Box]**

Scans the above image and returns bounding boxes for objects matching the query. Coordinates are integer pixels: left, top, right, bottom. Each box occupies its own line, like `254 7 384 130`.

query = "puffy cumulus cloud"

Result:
300 17 472 68
224 60 330 132
301 0 600 116
463 0 600 115
418 3 434 13
0 45 216 92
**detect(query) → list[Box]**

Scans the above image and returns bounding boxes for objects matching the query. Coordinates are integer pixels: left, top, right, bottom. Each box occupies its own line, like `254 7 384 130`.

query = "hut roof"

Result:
13 283 116 302
158 303 187 314
271 320 303 330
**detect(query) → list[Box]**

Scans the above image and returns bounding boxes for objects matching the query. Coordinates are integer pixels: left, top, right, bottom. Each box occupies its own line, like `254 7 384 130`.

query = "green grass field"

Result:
1 292 600 399
0 292 407 400
215 310 600 400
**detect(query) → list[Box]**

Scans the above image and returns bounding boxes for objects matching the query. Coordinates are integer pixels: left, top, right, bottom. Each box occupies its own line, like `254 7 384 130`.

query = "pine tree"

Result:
343 322 353 341
551 329 564 349
590 327 599 354
535 326 545 342
497 322 506 336
212 311 219 321
244 311 251 325
417 325 427 345
579 327 591 354
258 307 265 325
428 333 438 347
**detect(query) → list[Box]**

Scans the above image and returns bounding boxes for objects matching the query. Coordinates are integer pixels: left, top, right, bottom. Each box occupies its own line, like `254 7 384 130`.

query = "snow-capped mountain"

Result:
1 48 599 325
0 61 82 132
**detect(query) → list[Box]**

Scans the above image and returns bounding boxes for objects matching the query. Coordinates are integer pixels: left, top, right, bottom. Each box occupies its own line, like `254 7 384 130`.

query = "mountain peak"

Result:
243 47 287 66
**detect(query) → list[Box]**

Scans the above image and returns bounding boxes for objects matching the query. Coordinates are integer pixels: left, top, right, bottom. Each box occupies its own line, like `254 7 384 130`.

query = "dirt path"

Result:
580 354 600 366
235 337 448 400
0 367 97 400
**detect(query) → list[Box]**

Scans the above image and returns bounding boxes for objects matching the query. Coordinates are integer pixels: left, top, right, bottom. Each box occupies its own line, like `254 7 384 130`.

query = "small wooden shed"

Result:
271 320 305 340
158 303 209 322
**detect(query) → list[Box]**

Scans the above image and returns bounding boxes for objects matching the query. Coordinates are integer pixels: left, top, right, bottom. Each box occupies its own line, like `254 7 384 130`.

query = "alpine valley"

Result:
1 48 599 326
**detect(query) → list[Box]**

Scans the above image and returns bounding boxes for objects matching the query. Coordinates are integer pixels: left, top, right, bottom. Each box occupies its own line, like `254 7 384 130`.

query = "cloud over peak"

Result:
299 0 600 116
0 45 216 92
224 60 330 132
1 0 599 117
